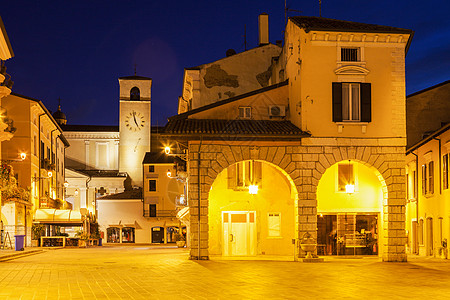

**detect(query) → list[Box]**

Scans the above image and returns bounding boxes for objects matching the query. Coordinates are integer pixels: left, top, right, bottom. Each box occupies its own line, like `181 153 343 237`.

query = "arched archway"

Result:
208 160 299 256
188 143 406 261
316 159 388 256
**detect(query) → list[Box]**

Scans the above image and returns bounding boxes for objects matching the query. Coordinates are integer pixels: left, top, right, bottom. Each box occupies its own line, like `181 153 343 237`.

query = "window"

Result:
342 83 360 121
268 213 281 237
239 106 252 119
341 47 359 62
338 163 354 192
413 170 417 199
40 141 44 160
32 136 36 156
428 161 434 194
149 179 157 192
227 161 262 190
130 87 140 101
422 164 427 195
443 154 449 190
149 165 155 173
149 204 157 217
332 82 371 122
422 161 434 195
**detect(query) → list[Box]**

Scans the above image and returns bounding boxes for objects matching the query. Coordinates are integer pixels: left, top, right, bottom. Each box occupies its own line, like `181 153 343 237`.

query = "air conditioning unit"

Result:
269 105 286 117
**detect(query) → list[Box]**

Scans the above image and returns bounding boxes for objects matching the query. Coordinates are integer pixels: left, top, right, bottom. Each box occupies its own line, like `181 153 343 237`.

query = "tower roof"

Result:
118 75 152 80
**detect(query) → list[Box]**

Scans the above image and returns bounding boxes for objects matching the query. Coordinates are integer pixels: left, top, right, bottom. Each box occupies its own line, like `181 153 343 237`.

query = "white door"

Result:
223 211 256 256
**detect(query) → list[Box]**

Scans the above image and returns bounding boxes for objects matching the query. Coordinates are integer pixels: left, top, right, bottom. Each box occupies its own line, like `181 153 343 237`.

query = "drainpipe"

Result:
86 176 92 212
411 151 419 254
50 129 57 198
55 135 60 198
433 137 442 194
197 137 203 260
37 113 45 202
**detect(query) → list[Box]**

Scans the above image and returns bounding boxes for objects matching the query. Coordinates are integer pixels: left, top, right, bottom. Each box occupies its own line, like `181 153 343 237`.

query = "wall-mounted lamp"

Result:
74 189 79 196
249 185 258 195
345 184 355 194
64 181 69 188
163 146 187 161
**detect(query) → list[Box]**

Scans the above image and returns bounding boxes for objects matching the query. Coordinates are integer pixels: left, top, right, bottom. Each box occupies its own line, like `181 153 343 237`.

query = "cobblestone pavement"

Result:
1 246 450 299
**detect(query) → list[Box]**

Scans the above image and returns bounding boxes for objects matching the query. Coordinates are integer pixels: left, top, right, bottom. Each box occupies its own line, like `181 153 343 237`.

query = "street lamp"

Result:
163 146 187 161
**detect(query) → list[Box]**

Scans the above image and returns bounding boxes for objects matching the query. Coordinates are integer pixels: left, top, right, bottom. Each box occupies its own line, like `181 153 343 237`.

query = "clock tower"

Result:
118 75 152 187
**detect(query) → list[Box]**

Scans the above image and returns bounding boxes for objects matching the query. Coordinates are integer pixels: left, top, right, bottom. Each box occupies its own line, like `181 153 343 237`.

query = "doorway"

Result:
152 226 164 243
222 211 256 256
427 217 433 256
317 213 378 256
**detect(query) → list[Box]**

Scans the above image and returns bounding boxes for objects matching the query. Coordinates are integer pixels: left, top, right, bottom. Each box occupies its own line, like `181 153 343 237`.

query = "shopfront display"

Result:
317 213 378 256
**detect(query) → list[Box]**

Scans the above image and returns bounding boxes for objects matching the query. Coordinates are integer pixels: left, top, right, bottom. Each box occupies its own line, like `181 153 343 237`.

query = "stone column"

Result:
188 144 210 260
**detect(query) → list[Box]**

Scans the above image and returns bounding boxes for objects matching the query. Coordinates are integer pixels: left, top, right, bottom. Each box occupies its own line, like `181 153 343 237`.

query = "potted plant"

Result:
31 224 45 247
174 232 186 248
75 230 90 248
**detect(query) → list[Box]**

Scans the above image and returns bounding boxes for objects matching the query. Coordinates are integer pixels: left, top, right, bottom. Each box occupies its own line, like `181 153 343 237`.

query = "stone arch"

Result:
188 143 406 261
311 146 406 261
188 143 303 259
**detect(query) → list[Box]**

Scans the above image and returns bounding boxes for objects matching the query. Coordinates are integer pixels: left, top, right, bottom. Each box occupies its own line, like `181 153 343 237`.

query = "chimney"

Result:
258 13 269 46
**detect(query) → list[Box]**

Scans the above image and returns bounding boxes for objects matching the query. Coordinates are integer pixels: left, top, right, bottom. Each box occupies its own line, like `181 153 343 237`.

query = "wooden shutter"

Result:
360 83 372 122
227 164 237 189
332 83 343 122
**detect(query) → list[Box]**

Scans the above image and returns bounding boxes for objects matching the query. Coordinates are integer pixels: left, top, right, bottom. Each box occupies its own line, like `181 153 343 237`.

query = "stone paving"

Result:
0 246 450 299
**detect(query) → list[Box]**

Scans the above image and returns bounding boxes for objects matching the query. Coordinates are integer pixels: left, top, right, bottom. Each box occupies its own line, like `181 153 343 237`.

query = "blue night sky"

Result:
2 1 449 126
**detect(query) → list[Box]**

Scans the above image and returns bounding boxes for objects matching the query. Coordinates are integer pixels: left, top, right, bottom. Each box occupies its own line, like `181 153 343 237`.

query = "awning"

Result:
176 207 190 226
34 209 83 225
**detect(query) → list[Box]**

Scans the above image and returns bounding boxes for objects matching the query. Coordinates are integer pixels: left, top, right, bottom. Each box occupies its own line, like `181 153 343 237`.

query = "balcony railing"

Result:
143 209 177 218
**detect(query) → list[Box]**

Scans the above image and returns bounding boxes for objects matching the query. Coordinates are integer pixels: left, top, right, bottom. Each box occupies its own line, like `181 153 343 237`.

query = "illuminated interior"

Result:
317 160 386 256
208 160 298 256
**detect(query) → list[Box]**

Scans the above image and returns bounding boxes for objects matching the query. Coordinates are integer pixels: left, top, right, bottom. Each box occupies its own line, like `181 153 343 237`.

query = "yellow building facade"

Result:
405 81 450 258
1 93 69 245
165 16 413 262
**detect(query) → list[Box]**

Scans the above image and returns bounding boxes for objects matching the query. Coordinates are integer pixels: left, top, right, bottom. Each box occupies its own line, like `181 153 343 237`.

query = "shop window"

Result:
107 227 120 243
227 161 262 190
149 165 155 173
268 213 281 237
337 163 354 192
149 179 157 192
443 154 449 190
122 227 135 243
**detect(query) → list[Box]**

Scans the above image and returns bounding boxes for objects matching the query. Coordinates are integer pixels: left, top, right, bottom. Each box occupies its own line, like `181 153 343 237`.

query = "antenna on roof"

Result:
319 0 322 17
284 0 302 25
244 24 247 51
134 63 137 75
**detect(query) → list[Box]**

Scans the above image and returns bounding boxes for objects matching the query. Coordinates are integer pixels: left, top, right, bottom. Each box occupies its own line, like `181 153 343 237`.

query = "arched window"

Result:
130 87 140 100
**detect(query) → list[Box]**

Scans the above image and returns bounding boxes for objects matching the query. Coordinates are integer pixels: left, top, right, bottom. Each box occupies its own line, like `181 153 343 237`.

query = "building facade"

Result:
2 93 70 245
164 16 413 261
405 81 450 257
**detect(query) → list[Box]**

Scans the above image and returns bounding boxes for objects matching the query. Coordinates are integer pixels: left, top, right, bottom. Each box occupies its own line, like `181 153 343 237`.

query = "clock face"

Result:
125 111 145 131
